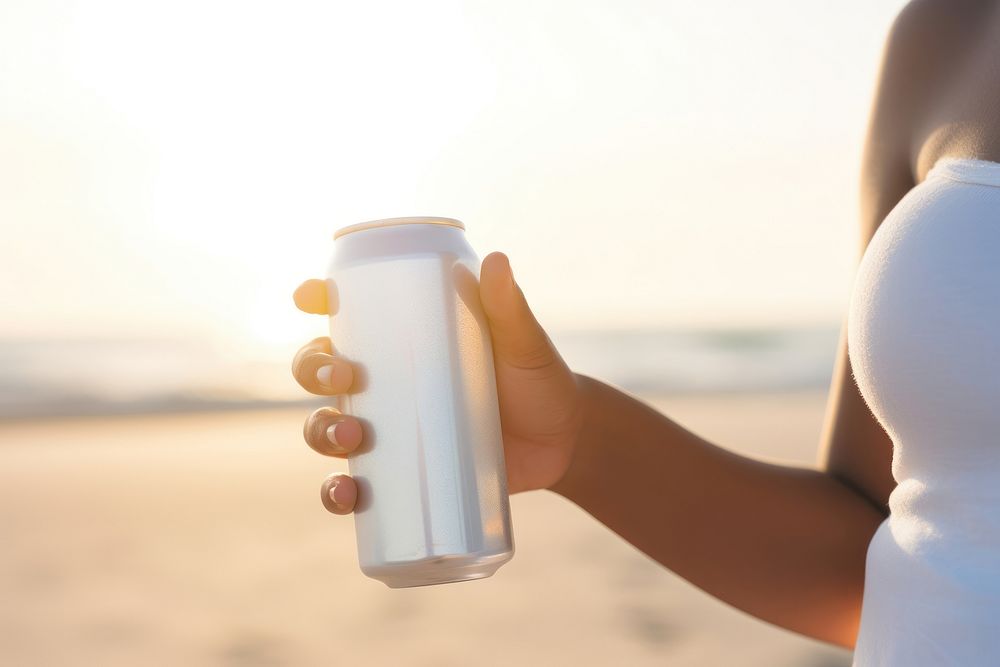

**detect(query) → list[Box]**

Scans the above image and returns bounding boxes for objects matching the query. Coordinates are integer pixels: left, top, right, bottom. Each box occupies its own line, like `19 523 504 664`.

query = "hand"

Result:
292 252 584 515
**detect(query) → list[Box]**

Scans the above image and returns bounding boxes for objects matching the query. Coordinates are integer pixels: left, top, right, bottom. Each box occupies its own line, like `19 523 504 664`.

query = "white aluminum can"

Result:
326 217 514 588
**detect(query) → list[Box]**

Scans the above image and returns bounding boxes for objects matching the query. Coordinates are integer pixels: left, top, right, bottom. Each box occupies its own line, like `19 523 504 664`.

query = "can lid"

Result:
334 216 465 240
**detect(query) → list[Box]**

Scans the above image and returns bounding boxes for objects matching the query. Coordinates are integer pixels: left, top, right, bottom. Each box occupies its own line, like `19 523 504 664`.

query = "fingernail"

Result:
328 478 350 507
326 423 342 448
316 364 334 387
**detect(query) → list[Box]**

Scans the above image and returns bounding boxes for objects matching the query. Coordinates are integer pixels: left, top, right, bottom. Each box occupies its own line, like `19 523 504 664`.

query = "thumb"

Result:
480 252 558 371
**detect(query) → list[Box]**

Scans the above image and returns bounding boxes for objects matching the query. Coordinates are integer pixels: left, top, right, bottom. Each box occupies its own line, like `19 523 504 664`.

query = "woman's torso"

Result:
849 2 1000 663
849 157 1000 664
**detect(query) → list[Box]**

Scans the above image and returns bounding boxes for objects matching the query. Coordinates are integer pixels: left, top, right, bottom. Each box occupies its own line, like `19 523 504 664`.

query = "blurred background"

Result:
1 1 907 665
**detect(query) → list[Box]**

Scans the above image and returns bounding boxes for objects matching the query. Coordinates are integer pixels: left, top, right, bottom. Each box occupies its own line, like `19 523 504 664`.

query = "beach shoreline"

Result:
0 390 850 666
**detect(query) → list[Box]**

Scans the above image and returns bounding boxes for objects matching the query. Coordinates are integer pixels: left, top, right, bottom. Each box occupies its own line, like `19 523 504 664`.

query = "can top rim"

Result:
334 217 465 240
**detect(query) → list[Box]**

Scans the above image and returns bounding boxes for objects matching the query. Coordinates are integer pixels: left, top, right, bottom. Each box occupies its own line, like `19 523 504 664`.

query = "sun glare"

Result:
1 0 909 342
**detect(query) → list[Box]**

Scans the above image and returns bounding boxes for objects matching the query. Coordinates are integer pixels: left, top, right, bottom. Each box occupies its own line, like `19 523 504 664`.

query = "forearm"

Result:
551 375 886 647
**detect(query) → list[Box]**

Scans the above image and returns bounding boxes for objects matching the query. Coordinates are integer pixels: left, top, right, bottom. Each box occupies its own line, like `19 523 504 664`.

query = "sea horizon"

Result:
0 324 840 420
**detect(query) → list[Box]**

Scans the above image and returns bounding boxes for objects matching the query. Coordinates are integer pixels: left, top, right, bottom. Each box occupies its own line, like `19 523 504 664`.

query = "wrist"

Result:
548 373 608 501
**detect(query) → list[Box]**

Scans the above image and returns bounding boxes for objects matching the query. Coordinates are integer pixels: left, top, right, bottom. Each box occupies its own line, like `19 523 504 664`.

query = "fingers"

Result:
480 252 559 371
303 407 364 457
307 408 361 515
297 279 357 517
320 473 357 514
291 337 355 395
294 279 330 315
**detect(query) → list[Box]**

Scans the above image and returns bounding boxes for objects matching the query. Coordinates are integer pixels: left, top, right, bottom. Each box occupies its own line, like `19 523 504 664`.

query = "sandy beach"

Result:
0 391 852 666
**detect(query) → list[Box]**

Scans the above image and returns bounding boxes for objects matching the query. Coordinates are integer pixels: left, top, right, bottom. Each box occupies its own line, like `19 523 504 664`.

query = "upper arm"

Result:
819 330 896 512
817 3 929 510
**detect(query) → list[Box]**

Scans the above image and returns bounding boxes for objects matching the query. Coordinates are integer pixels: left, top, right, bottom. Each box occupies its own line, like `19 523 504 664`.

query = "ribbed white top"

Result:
927 157 1000 188
849 155 1000 665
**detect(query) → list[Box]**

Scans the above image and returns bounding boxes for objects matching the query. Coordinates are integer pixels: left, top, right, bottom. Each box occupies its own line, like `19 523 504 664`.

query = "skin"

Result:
291 0 1000 650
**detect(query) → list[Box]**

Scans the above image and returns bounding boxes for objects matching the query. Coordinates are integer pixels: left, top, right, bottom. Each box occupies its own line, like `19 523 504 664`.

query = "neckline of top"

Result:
927 157 1000 188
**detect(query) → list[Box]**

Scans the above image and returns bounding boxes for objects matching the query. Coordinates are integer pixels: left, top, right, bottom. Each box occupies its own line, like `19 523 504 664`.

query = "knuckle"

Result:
291 338 332 373
303 408 356 458
293 351 333 386
504 342 558 372
303 407 341 440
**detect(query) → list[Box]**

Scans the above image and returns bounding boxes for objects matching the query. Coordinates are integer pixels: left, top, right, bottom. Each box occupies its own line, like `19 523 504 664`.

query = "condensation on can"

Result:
327 217 514 588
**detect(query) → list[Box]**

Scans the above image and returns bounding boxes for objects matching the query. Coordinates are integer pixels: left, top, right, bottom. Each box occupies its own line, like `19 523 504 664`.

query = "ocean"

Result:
0 326 840 419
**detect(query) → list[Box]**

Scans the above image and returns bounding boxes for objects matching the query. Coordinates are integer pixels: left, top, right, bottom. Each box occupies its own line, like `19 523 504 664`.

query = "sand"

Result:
0 391 852 666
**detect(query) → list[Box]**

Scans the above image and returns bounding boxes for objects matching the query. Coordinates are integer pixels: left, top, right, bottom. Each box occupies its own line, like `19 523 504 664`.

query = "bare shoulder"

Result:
859 0 996 241
886 0 997 107
865 0 988 150
887 0 990 48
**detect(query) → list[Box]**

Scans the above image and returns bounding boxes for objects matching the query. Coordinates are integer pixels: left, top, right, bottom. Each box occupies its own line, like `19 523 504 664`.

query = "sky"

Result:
1 0 910 367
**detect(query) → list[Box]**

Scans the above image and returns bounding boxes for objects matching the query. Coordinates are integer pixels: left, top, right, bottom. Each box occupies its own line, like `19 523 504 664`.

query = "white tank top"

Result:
849 157 1000 665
